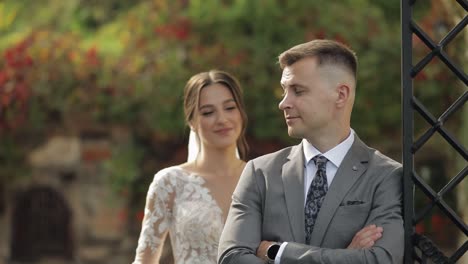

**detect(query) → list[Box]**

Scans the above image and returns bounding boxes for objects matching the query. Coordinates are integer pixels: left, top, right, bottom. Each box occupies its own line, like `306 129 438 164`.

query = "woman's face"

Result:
193 83 242 151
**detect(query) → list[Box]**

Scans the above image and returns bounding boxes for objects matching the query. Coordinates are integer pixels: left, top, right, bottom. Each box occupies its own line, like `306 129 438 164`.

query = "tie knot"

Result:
312 155 328 170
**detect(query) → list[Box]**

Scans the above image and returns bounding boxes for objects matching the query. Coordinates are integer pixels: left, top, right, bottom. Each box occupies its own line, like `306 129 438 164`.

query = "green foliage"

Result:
1 0 405 139
103 139 144 195
0 0 464 190
0 135 30 182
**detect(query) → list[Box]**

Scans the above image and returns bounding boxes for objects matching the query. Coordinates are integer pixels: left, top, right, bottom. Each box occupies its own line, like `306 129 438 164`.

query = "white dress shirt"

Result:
275 130 355 263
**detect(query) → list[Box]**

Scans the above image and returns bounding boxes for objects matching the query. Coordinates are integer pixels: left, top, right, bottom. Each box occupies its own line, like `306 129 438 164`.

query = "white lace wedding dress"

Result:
133 166 225 264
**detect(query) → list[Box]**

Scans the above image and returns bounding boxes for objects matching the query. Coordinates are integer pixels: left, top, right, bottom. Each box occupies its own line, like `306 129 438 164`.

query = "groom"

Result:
218 39 404 263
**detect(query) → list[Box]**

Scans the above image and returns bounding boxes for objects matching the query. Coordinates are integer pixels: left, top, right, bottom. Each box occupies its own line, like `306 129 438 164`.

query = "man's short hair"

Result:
278 39 358 78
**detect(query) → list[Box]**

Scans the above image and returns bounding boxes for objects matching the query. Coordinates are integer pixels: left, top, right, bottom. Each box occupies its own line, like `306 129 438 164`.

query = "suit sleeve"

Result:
218 160 265 264
280 166 404 264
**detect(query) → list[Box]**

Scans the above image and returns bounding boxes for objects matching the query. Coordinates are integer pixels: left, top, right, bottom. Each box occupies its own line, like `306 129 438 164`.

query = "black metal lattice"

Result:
10 186 74 261
401 0 468 263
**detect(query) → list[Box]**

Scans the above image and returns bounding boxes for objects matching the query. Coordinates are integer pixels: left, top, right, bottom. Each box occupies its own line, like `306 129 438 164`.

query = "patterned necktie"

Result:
304 155 329 244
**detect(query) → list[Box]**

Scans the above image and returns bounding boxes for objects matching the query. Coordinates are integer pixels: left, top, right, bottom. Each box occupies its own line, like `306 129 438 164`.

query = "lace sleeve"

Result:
133 168 177 264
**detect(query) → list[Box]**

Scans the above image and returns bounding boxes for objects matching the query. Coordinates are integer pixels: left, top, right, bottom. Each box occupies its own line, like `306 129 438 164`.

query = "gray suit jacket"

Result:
218 136 404 264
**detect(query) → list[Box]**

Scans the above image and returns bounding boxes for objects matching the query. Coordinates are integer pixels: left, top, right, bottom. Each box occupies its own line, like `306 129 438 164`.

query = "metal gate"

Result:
11 186 74 261
401 0 467 263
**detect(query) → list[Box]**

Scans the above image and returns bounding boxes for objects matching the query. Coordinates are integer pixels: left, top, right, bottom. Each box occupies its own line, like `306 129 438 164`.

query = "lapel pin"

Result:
352 166 358 171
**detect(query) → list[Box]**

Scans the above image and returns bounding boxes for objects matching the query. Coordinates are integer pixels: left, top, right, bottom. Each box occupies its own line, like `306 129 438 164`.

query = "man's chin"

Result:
287 129 303 139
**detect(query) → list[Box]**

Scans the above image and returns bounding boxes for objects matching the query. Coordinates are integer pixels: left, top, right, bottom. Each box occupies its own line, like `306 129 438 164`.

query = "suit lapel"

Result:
282 143 306 243
309 137 370 246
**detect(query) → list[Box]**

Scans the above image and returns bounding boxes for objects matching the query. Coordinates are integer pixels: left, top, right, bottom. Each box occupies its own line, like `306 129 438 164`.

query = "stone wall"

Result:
0 133 137 264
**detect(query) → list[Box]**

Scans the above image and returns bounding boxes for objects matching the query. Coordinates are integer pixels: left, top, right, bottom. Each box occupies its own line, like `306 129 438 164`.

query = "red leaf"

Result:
136 210 145 222
415 223 425 234
0 70 8 86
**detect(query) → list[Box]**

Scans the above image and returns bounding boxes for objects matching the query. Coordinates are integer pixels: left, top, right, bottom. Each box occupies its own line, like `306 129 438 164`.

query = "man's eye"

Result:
295 90 303 95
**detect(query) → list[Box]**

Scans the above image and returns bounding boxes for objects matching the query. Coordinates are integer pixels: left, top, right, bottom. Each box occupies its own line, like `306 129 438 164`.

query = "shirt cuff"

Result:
274 242 288 264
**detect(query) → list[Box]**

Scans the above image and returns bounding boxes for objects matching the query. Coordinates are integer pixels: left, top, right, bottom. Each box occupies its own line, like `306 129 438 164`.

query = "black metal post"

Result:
401 0 414 263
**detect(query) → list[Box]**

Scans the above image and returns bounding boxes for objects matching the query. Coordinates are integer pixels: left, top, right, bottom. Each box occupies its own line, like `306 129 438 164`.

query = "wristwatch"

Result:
265 242 281 263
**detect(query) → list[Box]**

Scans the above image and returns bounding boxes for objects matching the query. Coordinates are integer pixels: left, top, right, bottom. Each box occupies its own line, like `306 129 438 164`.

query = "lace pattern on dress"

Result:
133 167 224 264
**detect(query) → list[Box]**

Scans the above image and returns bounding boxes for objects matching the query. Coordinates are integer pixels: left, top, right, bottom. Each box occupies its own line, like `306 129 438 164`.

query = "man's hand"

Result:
257 240 276 261
347 224 383 249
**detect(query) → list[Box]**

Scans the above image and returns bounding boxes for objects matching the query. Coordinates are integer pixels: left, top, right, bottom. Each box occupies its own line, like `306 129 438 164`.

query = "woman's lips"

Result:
215 128 233 135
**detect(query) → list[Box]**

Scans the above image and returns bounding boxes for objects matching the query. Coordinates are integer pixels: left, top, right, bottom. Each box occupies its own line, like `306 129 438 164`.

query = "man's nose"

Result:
278 94 291 110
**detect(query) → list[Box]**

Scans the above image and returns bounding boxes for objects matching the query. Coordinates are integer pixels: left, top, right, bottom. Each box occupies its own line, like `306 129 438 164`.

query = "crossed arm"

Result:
256 224 384 262
218 161 404 264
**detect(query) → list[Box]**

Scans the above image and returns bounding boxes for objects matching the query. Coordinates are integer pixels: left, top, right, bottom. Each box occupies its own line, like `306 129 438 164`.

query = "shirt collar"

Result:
303 129 355 168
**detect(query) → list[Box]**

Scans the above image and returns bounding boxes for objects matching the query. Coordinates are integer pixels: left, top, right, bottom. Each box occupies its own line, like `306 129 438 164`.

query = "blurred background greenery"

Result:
0 0 466 263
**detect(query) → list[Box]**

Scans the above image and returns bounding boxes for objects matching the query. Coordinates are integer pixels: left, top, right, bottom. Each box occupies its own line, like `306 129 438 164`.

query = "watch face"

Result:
267 244 280 260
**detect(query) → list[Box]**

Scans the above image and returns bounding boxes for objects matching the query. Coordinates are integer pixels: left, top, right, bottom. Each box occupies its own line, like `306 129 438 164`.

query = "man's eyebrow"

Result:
293 83 307 89
281 82 306 89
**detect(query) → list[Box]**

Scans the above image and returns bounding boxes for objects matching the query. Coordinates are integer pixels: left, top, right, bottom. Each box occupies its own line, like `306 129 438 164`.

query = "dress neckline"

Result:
173 166 227 222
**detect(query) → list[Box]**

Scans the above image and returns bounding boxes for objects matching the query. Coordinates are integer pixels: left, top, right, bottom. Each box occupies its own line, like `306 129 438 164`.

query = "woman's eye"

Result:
295 90 303 95
201 111 213 116
226 106 237 111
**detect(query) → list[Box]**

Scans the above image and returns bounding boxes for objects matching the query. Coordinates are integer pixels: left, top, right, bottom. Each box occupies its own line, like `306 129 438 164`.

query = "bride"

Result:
133 70 249 264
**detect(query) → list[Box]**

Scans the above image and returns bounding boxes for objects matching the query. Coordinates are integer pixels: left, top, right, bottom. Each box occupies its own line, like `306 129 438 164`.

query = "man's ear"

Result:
336 83 351 108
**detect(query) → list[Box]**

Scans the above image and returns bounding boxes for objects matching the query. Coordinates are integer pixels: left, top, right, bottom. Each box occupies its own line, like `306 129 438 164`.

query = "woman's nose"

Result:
216 111 228 123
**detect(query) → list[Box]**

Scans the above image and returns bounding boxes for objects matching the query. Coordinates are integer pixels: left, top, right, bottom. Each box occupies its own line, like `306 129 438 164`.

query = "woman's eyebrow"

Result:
223 98 236 104
200 98 236 109
199 104 214 110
